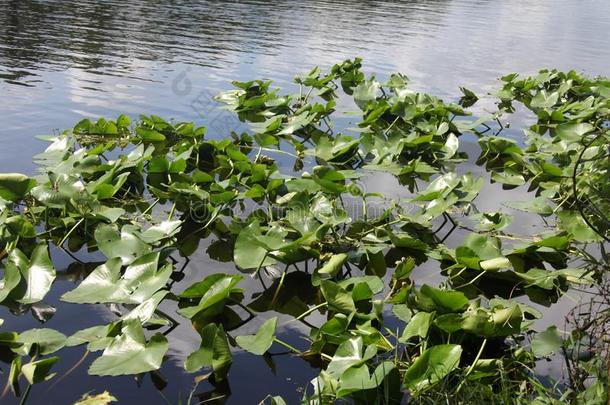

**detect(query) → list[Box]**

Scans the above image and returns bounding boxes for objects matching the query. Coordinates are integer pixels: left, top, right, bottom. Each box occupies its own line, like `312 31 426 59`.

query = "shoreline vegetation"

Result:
0 59 608 404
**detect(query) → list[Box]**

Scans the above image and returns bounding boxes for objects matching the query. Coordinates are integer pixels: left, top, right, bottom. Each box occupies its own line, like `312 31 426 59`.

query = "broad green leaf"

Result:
21 357 59 384
443 133 459 158
178 274 243 319
337 361 395 397
0 261 21 303
554 122 594 141
312 253 348 286
404 344 462 391
122 290 169 324
61 254 171 304
326 337 376 378
418 285 469 312
0 173 36 201
16 244 56 304
320 281 356 315
15 328 66 356
400 311 433 342
94 224 151 265
236 317 278 355
139 220 182 244
234 222 286 269
185 323 232 380
66 325 113 351
89 320 168 376
531 326 563 357
557 210 603 242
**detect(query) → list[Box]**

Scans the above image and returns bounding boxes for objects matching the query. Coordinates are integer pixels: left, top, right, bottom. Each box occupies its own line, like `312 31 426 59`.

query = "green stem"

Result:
456 338 488 393
270 270 286 307
273 338 302 354
19 384 31 405
58 218 84 248
294 302 328 321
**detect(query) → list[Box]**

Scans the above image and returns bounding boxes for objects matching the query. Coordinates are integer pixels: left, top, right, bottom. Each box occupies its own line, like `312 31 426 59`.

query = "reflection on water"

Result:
1 0 609 403
1 0 609 173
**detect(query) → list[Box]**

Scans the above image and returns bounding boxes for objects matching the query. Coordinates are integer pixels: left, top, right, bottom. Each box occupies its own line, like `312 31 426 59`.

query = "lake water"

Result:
1 0 609 403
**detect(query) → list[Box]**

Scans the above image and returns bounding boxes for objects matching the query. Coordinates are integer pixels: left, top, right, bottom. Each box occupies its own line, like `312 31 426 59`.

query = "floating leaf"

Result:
185 323 232 380
89 320 168 376
236 317 278 355
178 274 243 319
61 254 171 304
15 328 66 356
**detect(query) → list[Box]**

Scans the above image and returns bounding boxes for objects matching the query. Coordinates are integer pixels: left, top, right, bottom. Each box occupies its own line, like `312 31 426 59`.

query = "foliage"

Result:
0 59 608 404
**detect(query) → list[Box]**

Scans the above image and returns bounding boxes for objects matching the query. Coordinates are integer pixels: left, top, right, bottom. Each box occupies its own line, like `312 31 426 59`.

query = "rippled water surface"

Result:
0 0 609 403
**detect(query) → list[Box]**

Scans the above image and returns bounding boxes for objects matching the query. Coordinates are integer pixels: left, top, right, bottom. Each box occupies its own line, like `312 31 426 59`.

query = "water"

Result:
0 0 609 403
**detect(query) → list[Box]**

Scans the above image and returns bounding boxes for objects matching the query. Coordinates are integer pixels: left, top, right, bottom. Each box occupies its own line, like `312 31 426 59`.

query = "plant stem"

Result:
273 338 302 354
19 384 31 405
58 218 84 247
294 302 328 321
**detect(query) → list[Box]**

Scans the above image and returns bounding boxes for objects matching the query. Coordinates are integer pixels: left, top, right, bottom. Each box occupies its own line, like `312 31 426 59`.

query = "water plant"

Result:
0 59 608 404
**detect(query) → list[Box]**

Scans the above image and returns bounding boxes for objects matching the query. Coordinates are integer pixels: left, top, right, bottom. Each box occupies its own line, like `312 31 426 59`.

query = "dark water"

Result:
1 0 609 403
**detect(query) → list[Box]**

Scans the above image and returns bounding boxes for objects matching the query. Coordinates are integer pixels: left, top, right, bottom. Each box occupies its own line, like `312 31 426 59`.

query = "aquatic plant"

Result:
0 59 607 404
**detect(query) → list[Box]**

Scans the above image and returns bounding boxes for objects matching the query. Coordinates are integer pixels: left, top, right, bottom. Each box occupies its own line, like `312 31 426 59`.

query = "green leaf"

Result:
122 290 169 324
320 281 356 315
557 210 603 242
531 326 563 357
326 337 376 378
61 254 171 304
135 127 166 141
419 285 469 312
185 323 232 380
234 222 286 270
337 361 395 397
400 311 433 342
177 274 243 319
66 325 113 350
236 317 278 355
480 257 511 271
21 357 59 384
88 320 168 376
312 253 348 286
404 344 462 391
530 90 558 109
0 260 22 303
16 244 56 304
443 133 459 158
554 122 594 141
0 173 36 201
139 220 182 244
15 328 66 356
506 197 553 215
94 224 152 265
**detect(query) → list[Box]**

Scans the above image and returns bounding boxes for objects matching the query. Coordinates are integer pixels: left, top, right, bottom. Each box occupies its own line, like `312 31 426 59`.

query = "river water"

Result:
0 0 609 403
